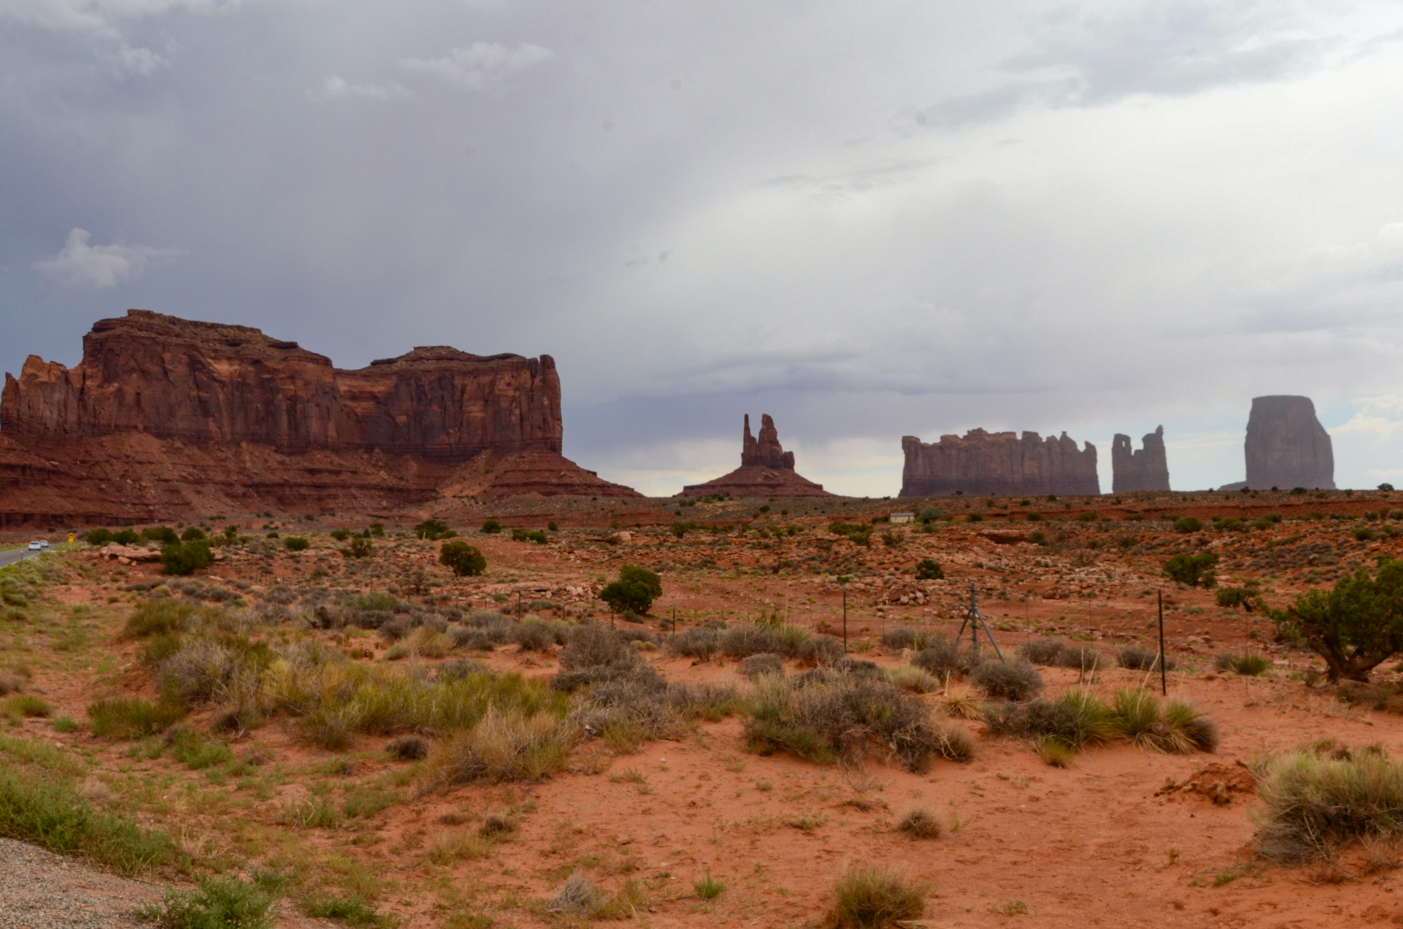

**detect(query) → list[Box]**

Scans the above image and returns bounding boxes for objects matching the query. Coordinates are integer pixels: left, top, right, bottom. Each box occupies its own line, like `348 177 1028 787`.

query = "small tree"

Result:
415 519 453 541
440 540 487 577
1216 580 1261 612
340 537 373 559
915 559 944 580
1269 560 1403 682
1163 552 1219 587
481 519 502 534
180 526 206 542
160 540 213 576
619 564 662 599
600 580 653 616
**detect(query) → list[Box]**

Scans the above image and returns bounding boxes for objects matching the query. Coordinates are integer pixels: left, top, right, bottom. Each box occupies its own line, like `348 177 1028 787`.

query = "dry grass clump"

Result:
798 635 845 667
1255 746 1403 862
1119 645 1175 671
970 660 1043 701
880 628 935 651
826 863 926 928
87 698 185 739
1018 638 1104 672
547 873 596 914
738 653 786 680
566 664 741 751
479 812 515 837
744 670 973 771
986 687 1217 758
0 664 32 696
896 808 941 839
883 665 940 694
665 627 722 661
721 622 810 658
911 637 981 678
1215 652 1271 676
386 735 429 760
425 707 576 787
426 829 493 864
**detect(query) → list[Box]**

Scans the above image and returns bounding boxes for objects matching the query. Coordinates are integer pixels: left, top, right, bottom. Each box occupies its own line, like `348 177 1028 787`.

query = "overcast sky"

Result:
3 1 1403 496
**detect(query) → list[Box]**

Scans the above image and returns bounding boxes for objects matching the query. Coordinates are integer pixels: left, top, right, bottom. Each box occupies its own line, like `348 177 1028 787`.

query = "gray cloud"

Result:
3 1 1403 495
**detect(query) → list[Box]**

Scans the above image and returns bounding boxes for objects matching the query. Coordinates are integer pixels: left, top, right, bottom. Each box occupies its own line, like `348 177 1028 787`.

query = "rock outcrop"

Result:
1112 426 1170 492
1244 395 1335 490
681 414 831 498
0 310 637 525
900 429 1099 497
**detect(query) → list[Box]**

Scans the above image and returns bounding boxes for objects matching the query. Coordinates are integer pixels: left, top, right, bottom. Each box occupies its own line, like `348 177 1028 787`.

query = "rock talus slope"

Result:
1244 395 1335 490
1112 426 1171 492
682 414 831 498
900 428 1099 497
0 310 637 526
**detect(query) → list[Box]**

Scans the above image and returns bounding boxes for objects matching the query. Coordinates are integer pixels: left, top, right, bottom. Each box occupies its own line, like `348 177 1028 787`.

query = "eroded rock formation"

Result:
0 310 637 525
1245 396 1335 490
682 414 831 498
1112 426 1170 492
900 429 1099 497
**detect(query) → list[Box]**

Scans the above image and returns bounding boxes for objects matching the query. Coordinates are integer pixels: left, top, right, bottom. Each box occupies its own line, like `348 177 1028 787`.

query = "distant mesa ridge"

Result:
682 414 831 498
900 428 1098 497
1244 395 1335 490
1112 426 1170 492
0 309 637 525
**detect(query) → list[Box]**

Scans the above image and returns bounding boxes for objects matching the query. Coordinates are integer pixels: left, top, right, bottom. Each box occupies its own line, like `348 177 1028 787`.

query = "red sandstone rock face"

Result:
900 429 1099 497
1112 426 1171 492
0 310 637 526
682 414 831 498
1245 396 1335 491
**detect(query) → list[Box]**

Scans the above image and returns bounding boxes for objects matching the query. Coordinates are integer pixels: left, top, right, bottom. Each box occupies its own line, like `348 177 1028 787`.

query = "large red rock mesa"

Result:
681 414 831 498
1244 395 1335 490
1112 426 1170 492
0 309 637 526
901 429 1099 497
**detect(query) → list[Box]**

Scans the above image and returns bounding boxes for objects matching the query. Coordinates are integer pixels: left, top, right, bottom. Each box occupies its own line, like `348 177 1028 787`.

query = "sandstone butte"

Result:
1111 425 1171 492
900 428 1099 497
1243 395 1336 491
681 414 832 498
0 309 638 527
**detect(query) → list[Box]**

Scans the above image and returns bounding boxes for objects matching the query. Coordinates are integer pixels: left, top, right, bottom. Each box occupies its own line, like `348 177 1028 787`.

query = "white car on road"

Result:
27 540 46 550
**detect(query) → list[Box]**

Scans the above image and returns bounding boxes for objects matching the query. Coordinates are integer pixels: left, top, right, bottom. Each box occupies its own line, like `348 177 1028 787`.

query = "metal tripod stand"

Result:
954 581 1004 661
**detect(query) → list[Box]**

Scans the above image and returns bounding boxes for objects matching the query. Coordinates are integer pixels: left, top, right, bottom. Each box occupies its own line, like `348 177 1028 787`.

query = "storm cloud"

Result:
3 1 1403 494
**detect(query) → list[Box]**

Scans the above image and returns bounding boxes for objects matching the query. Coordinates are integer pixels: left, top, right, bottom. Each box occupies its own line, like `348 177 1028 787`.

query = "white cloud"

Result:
313 75 408 102
401 41 553 91
0 0 237 36
115 43 168 76
33 228 182 289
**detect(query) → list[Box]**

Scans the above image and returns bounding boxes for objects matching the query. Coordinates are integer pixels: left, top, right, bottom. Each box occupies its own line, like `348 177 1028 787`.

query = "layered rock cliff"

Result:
0 310 637 525
682 414 831 498
1245 396 1335 490
1112 426 1170 492
900 429 1099 497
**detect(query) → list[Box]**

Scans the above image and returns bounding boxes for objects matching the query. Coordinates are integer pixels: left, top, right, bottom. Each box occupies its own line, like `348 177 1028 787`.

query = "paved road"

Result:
0 547 40 569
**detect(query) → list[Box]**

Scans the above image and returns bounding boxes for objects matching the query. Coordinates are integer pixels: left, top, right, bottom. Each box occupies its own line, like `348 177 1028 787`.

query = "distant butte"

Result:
900 428 1099 497
0 309 638 526
681 414 832 498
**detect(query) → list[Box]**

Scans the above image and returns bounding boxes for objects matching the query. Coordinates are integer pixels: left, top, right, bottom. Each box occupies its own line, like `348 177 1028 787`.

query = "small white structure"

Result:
889 512 915 524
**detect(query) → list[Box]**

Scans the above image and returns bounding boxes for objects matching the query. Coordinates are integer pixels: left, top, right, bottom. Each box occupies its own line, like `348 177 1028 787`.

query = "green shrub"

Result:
828 521 873 546
914 559 943 580
339 537 373 559
329 529 351 541
142 526 180 545
1162 551 1219 587
480 519 502 534
6 694 52 718
113 529 139 544
966 512 984 522
284 536 310 552
911 637 981 678
179 527 206 542
1173 516 1203 533
124 600 196 638
1029 529 1047 544
722 623 807 658
970 661 1042 701
1118 645 1174 671
439 541 487 577
1268 560 1403 682
415 519 454 541
160 541 214 576
136 874 278 929
303 894 385 927
0 767 174 874
84 528 114 545
1255 749 1403 862
694 868 725 900
1216 584 1260 611
1216 652 1270 676
827 863 926 928
1356 527 1377 542
88 697 185 739
665 628 722 661
167 728 234 770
